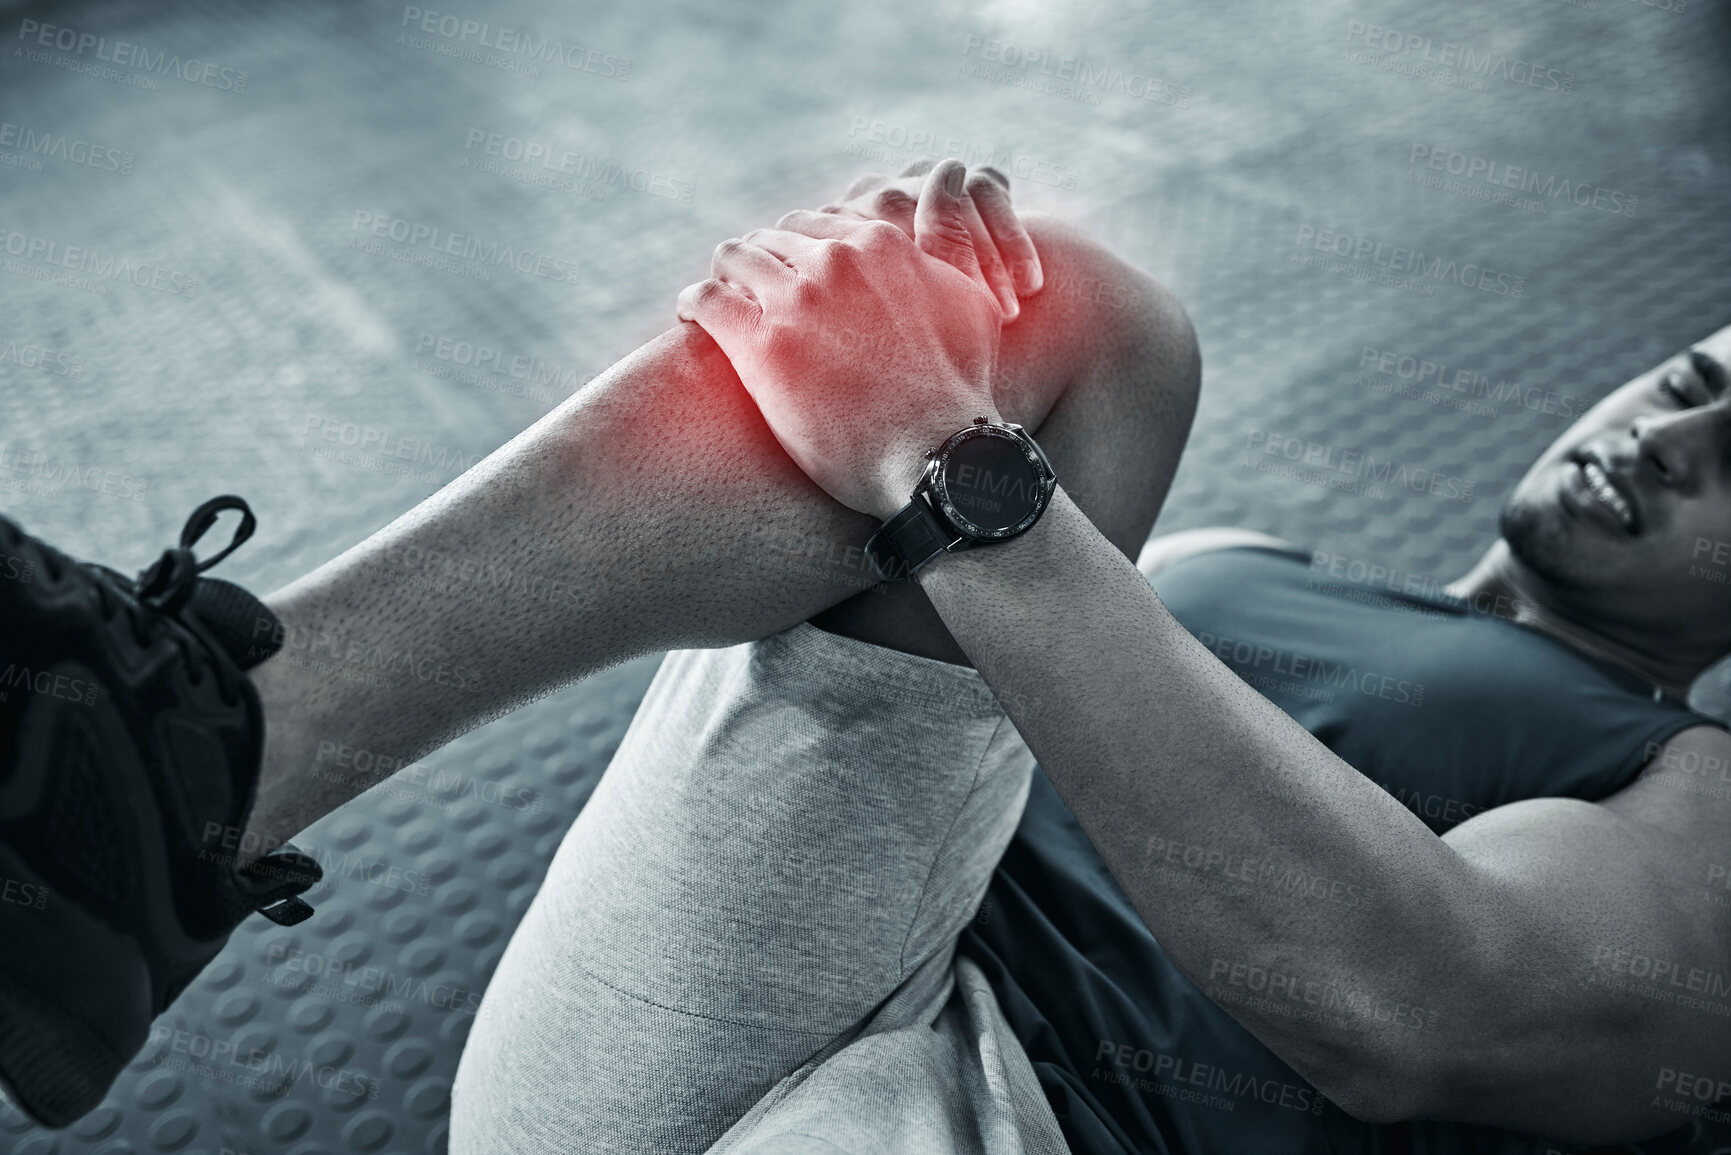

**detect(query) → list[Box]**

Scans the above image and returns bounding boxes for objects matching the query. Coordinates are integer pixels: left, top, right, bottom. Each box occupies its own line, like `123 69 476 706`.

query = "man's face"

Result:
1501 324 1731 647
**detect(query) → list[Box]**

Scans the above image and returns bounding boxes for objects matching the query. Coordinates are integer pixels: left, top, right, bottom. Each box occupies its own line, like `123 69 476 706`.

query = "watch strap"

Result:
865 495 963 582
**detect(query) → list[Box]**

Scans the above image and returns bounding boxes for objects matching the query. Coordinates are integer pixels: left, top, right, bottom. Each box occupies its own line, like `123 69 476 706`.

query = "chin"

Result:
1499 494 1583 587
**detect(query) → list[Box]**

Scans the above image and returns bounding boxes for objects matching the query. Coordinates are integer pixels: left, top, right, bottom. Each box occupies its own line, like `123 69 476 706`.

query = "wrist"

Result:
864 445 933 521
865 405 1004 521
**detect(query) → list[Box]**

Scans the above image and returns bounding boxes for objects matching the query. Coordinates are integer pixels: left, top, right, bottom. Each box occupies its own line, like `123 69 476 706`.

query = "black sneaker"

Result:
0 495 323 1129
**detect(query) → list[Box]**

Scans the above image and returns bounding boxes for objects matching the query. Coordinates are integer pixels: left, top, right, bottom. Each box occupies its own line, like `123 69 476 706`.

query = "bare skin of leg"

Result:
241 214 1200 859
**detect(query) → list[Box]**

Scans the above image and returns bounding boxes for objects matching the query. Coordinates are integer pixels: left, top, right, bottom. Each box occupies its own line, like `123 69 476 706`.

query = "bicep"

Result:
1428 727 1731 1141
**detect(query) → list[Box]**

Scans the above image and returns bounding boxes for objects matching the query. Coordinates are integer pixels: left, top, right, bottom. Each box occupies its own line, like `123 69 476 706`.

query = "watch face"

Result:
933 428 1049 538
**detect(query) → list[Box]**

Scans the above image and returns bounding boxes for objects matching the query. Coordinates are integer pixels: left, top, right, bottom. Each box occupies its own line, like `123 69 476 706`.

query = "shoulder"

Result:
1136 527 1307 581
1599 723 1731 826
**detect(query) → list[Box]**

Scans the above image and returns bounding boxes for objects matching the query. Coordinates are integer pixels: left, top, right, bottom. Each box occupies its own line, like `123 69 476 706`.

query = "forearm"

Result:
916 490 1480 1116
247 322 879 847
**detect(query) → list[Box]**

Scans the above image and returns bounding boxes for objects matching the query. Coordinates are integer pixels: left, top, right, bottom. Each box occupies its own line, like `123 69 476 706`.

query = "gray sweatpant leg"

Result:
448 623 1067 1154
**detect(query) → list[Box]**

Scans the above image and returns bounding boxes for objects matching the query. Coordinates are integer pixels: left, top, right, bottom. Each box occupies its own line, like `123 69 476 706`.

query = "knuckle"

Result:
871 186 916 215
921 217 975 250
815 237 856 270
686 278 726 310
857 219 906 248
965 170 1009 202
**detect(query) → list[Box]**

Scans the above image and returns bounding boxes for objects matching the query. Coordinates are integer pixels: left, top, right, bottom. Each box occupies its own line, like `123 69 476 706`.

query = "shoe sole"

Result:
0 833 152 1128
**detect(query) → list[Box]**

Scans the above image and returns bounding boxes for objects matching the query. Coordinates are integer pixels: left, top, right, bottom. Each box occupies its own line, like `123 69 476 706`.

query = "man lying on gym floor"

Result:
1 158 1726 1155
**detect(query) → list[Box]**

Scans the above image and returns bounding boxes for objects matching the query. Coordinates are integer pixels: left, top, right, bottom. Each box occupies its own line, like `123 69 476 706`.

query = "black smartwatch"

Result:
865 417 1057 581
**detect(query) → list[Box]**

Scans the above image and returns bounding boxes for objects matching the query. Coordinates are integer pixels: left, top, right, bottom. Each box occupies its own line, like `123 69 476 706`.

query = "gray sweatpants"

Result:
448 623 1068 1154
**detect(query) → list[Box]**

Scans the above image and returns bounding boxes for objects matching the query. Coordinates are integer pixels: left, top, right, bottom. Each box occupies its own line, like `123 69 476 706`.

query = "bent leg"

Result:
449 624 1040 1154
244 214 1200 852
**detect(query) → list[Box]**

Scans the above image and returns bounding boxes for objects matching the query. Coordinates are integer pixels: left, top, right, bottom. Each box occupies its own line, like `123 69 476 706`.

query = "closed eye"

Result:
1660 369 1706 407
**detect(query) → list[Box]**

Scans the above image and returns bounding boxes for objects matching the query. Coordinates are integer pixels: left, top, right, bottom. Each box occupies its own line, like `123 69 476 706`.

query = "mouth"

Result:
1566 452 1639 535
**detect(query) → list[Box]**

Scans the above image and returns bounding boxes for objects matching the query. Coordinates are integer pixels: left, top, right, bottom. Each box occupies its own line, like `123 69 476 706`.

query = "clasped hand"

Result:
677 158 1043 521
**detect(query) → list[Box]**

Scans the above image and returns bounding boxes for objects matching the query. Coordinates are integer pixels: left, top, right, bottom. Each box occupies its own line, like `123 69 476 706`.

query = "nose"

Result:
1630 404 1729 490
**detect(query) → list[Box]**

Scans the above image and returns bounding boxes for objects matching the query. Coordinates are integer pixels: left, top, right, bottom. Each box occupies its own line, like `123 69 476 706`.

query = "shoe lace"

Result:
96 496 259 707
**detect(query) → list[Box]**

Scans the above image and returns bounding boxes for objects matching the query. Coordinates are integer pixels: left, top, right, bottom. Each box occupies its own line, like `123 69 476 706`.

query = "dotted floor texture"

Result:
1 0 1729 1152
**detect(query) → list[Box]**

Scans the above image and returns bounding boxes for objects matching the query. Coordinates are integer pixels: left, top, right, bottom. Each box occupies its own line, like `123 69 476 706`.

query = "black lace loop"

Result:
135 496 256 615
126 496 258 704
179 495 257 574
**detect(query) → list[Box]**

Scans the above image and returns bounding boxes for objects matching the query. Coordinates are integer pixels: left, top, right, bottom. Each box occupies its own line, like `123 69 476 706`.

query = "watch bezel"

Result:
925 423 1055 542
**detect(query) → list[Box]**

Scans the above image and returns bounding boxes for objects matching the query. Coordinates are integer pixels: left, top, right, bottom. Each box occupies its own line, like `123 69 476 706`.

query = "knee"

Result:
1007 214 1201 430
996 215 1199 554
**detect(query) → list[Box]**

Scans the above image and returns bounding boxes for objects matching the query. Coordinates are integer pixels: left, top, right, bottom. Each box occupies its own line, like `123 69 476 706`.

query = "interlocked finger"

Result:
966 170 1041 299
710 237 794 293
737 227 833 270
774 209 871 240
